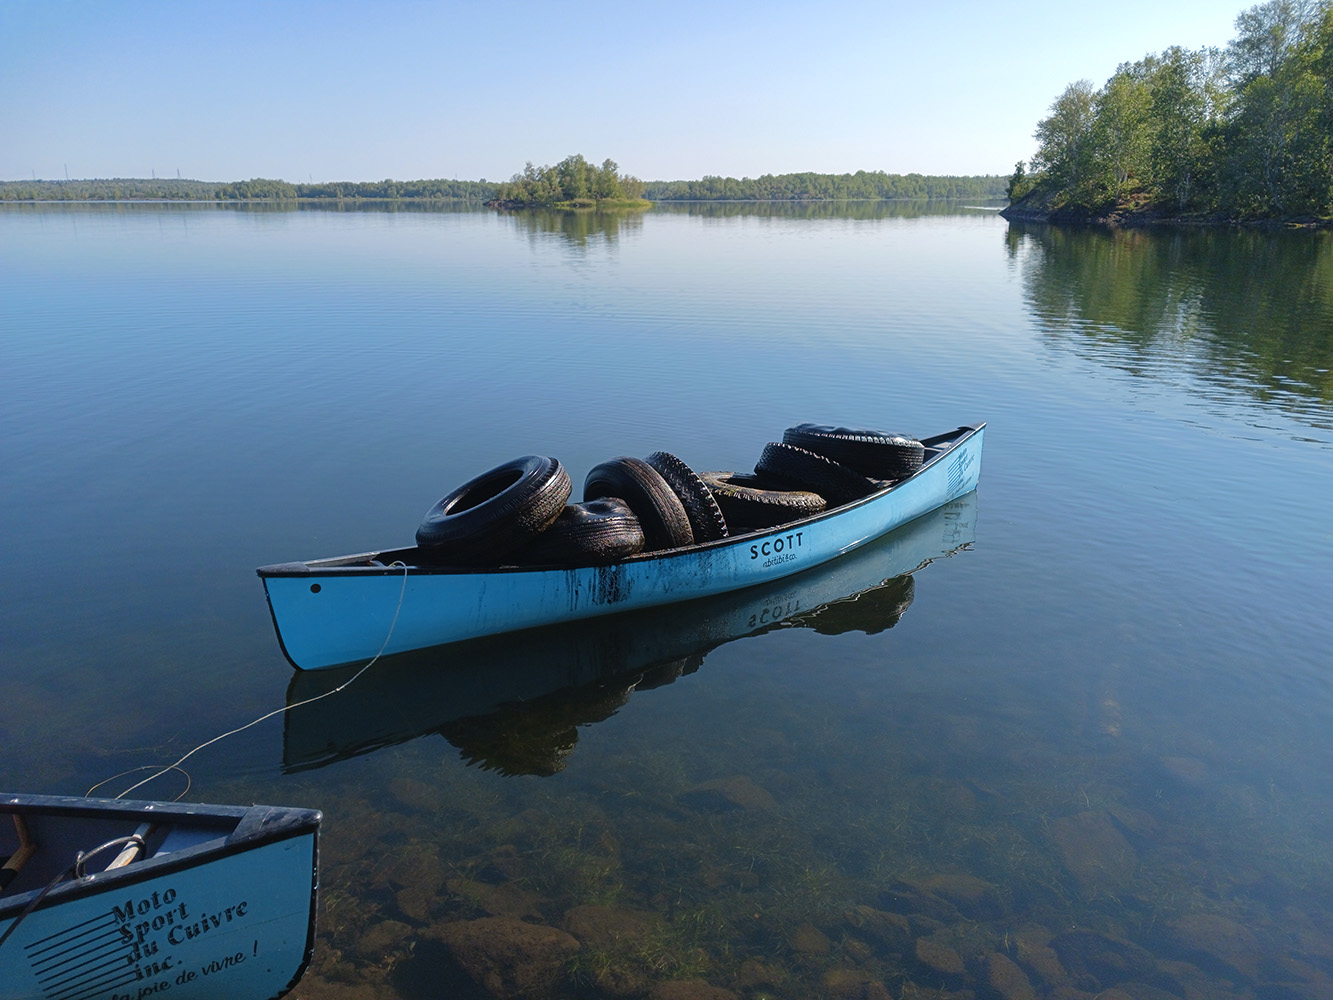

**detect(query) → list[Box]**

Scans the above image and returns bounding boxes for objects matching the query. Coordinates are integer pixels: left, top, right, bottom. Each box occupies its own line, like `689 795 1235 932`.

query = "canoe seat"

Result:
0 815 37 893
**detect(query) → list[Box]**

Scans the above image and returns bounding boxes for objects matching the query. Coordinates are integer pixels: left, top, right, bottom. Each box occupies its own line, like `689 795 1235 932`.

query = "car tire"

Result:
510 499 646 566
698 471 826 530
781 423 925 478
583 457 694 551
754 442 877 506
416 455 571 564
645 451 728 542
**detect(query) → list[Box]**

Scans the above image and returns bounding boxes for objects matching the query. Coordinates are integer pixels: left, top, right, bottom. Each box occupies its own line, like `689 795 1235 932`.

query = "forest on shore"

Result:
0 165 1005 205
1007 0 1333 224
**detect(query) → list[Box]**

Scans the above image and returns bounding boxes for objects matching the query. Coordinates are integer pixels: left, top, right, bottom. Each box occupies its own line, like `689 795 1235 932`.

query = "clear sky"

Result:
1 0 1248 183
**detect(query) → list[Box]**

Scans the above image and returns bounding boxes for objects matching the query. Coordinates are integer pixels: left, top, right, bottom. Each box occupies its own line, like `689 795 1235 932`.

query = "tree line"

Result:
1 166 1007 205
1011 0 1333 221
645 171 1005 201
0 177 500 202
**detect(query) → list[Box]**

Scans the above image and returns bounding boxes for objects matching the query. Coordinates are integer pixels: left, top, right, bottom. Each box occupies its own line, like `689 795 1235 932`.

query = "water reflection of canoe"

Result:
282 492 977 775
0 794 319 1000
259 424 984 671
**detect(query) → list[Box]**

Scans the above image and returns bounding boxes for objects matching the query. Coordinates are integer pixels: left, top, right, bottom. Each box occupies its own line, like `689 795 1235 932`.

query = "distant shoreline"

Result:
0 172 1008 204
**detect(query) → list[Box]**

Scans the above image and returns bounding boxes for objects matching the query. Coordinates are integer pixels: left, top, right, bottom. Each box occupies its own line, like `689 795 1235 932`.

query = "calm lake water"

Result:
3 201 1332 1000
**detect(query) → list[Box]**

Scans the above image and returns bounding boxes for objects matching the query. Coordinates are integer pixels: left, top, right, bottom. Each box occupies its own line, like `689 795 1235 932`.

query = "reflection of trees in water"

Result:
653 199 1004 221
1008 223 1333 419
499 208 646 247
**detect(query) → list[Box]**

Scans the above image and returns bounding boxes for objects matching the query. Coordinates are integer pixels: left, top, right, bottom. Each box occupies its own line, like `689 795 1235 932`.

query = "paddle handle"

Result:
1 815 38 890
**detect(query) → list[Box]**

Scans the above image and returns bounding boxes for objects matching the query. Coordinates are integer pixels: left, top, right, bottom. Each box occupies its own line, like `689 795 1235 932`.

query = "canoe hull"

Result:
259 423 984 671
0 796 319 1000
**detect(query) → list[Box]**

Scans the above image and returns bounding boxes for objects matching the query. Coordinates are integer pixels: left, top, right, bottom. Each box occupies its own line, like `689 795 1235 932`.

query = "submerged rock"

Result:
645 978 737 1000
426 916 580 999
986 951 1037 1000
1047 810 1138 895
736 957 784 989
907 872 1006 921
790 921 833 954
844 904 912 956
349 918 413 963
1052 929 1156 993
1012 925 1070 989
562 902 662 949
1166 912 1262 981
446 876 544 920
678 774 778 812
821 965 894 999
915 935 966 975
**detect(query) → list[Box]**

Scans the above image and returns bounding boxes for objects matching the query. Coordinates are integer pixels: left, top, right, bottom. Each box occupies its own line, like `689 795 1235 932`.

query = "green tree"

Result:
1093 61 1156 196
1229 0 1323 82
1033 80 1101 205
1149 48 1211 211
1006 161 1030 201
1223 0 1332 215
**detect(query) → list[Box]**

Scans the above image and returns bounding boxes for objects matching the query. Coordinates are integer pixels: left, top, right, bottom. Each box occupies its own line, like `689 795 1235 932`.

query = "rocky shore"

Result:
1000 189 1332 230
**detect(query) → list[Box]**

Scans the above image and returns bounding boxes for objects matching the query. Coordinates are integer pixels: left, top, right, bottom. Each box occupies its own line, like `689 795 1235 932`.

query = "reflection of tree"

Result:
1008 222 1333 417
499 208 646 248
653 199 1003 222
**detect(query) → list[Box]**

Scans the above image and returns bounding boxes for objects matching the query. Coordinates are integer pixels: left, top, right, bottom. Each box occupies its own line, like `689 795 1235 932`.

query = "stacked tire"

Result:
411 423 924 567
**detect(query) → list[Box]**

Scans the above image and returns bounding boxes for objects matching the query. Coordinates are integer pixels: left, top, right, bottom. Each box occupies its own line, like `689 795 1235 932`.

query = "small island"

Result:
488 154 650 210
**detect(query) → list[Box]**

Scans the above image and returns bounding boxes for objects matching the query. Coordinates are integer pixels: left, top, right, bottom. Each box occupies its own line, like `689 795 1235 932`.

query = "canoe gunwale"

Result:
0 793 320 921
257 424 984 580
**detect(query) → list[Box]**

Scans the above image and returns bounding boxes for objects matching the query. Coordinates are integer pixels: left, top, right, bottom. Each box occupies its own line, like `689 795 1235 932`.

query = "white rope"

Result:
102 562 411 801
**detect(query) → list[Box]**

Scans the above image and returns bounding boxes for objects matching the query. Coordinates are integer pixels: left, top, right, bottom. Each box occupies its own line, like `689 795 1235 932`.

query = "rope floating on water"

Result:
101 562 411 801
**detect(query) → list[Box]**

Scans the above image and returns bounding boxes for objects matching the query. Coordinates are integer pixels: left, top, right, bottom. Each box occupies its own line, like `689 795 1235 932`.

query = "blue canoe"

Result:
258 423 984 671
1 794 319 1000
280 491 977 773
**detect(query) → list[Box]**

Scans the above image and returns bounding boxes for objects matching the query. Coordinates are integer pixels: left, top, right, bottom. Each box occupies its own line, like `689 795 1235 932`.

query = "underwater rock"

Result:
385 849 447 921
907 872 1006 921
446 876 544 920
562 903 662 949
1047 810 1138 895
292 980 394 1000
645 978 738 1000
1012 925 1070 988
396 883 438 923
678 774 778 812
843 936 874 963
1106 804 1159 839
1052 929 1157 993
844 905 912 956
349 918 413 962
1165 912 1261 981
986 951 1037 1000
736 958 783 989
790 921 833 954
426 916 580 999
915 935 966 975
475 843 528 882
821 965 893 999
1160 756 1209 787
899 982 976 999
385 848 446 893
880 880 963 924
